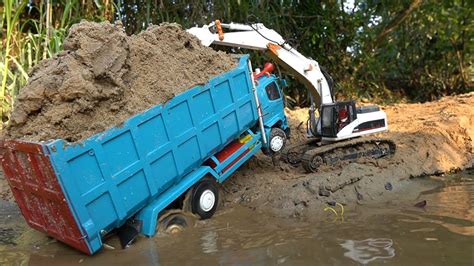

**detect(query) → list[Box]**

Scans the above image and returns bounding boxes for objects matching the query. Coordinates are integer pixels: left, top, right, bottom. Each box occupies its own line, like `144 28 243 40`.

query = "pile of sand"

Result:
5 21 236 142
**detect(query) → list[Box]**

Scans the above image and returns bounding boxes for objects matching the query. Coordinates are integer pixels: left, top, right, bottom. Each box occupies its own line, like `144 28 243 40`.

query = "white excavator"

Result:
188 21 395 172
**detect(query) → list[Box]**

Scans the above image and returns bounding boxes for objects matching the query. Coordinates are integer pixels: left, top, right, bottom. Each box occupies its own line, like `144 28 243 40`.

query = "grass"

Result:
1 0 25 124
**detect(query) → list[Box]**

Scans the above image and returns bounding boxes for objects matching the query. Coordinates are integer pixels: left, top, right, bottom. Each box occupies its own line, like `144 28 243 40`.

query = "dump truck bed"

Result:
1 55 258 254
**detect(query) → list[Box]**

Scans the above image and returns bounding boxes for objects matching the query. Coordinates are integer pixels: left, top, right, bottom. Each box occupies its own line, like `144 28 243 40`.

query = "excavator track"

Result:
283 139 321 165
284 138 396 173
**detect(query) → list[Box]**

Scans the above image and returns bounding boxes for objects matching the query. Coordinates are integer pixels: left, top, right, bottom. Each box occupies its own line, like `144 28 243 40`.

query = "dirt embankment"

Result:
4 21 236 142
223 93 474 218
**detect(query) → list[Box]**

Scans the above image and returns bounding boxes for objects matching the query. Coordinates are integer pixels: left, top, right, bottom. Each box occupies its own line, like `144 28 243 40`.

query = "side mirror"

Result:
280 79 288 88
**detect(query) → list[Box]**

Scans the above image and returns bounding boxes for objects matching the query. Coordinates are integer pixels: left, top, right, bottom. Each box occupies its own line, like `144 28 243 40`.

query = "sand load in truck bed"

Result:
4 21 236 142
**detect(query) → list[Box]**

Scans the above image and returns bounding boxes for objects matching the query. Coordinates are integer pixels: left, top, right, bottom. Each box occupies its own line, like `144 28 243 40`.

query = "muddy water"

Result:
1 172 473 265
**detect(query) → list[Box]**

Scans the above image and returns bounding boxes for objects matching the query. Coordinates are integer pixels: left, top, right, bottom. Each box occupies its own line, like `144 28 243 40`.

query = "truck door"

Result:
261 81 284 126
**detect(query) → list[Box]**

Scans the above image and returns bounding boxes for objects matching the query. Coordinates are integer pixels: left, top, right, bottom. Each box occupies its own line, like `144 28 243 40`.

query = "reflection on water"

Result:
430 178 474 235
0 251 29 265
340 238 395 264
400 177 474 236
434 184 474 222
1 172 473 265
200 230 218 254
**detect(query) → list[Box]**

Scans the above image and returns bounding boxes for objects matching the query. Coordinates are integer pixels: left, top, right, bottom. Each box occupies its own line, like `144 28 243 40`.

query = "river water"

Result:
1 171 472 265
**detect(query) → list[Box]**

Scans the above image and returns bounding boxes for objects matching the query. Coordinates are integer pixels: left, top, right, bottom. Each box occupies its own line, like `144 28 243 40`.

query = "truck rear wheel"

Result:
157 211 190 234
188 179 219 220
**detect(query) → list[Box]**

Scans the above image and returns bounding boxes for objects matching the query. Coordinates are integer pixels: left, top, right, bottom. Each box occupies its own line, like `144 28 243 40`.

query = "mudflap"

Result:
117 219 143 249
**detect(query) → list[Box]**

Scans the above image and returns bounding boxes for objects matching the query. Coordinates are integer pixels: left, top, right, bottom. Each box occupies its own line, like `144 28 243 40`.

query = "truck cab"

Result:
254 72 290 154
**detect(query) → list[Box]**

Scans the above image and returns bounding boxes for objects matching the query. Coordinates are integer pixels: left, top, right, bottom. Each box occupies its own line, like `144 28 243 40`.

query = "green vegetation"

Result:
1 0 472 123
0 0 113 123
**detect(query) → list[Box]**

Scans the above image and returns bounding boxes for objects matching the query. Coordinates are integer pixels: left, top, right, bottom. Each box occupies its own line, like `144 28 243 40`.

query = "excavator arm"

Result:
187 21 334 108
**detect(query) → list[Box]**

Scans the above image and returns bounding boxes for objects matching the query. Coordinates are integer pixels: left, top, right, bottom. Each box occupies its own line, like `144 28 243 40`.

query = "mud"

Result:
5 21 236 142
0 172 472 265
223 93 474 217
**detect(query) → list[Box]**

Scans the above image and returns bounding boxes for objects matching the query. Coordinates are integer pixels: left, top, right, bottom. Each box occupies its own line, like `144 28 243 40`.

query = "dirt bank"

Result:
223 93 474 218
4 21 236 142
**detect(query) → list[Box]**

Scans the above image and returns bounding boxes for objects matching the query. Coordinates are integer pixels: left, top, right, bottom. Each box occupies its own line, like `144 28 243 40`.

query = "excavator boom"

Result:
187 21 334 107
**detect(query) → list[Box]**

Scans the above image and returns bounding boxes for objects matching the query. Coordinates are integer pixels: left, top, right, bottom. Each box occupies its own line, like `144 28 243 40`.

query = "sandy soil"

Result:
222 93 474 218
4 21 236 142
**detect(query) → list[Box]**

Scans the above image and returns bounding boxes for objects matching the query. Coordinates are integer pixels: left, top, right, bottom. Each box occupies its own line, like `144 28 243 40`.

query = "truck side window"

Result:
265 82 281 100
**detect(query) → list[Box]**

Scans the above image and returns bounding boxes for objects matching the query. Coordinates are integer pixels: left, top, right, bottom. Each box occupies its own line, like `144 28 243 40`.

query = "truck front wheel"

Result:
188 179 219 220
268 127 287 154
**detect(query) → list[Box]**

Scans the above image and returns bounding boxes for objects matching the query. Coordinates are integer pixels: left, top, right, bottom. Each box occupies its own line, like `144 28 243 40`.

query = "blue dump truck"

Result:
1 55 289 255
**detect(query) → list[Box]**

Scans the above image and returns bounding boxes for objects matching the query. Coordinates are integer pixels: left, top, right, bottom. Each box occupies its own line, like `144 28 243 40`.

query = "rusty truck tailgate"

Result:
1 140 91 254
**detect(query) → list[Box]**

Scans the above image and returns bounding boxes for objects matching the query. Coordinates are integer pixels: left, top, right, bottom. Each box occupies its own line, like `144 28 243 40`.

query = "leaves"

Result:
1 0 472 126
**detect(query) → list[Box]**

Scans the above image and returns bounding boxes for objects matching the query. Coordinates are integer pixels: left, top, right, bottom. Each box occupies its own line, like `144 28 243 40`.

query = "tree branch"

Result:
373 0 422 48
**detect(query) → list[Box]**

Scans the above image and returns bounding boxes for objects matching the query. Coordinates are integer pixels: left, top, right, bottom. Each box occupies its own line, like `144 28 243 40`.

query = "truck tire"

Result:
157 211 190 234
189 179 219 220
268 127 287 154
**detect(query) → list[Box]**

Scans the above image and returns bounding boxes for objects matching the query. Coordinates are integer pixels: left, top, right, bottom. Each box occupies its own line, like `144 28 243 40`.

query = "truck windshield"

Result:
265 82 281 101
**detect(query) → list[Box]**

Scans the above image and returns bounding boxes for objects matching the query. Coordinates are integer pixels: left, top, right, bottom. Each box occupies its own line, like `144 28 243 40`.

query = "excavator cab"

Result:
316 100 388 142
320 101 357 138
